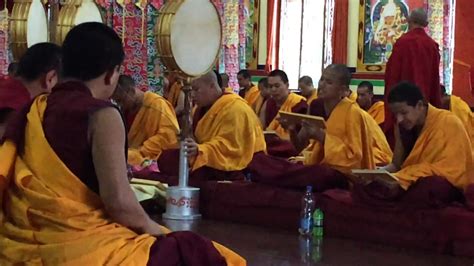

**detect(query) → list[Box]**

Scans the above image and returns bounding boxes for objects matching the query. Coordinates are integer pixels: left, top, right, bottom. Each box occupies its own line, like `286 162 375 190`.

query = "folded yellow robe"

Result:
0 95 245 265
194 93 266 171
243 84 260 107
266 93 307 140
367 101 385 125
128 92 180 165
450 95 474 156
395 105 474 190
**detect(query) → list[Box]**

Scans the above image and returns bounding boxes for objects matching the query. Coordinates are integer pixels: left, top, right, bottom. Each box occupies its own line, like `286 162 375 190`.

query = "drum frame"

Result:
55 0 103 44
154 0 222 77
10 0 47 60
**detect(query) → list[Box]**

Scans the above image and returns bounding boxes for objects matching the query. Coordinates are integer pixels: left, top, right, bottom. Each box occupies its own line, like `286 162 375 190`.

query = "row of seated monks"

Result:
0 18 473 265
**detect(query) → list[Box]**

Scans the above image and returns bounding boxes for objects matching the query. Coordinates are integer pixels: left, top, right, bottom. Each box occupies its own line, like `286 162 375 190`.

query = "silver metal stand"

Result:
163 83 201 221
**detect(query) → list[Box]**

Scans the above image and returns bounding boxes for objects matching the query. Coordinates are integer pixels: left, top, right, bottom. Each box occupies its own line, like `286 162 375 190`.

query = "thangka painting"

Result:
357 0 425 72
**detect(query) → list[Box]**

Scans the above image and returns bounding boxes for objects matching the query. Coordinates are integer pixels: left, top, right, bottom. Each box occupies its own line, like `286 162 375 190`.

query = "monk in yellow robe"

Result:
441 85 474 154
156 71 266 182
237 69 260 106
283 64 391 173
299 75 318 106
0 22 244 265
220 72 234 93
380 82 473 193
252 77 271 126
356 81 385 125
266 70 308 140
112 75 180 166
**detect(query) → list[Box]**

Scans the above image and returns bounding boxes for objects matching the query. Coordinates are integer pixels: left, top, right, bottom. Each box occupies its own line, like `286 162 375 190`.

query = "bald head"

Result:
408 8 429 28
191 71 222 107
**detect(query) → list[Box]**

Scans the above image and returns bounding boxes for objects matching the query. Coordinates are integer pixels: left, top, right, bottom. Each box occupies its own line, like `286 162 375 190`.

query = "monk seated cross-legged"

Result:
0 22 245 265
264 70 308 158
155 71 267 186
355 82 473 209
112 75 180 167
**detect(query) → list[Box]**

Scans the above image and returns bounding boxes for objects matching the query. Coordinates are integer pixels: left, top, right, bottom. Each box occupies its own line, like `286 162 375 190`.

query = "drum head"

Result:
74 0 103 25
27 0 48 47
171 0 221 77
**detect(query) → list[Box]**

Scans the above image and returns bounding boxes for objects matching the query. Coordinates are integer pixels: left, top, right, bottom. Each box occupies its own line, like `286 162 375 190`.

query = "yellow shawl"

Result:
395 105 474 190
266 93 306 140
450 95 474 154
167 81 183 107
194 93 266 171
128 92 180 165
367 101 385 125
0 95 246 265
243 85 260 107
304 98 376 173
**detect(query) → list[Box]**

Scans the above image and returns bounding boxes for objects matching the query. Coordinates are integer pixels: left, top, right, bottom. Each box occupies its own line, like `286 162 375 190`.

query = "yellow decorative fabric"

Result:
193 93 266 171
128 92 180 165
395 105 474 190
367 101 385 125
266 93 306 140
304 98 376 173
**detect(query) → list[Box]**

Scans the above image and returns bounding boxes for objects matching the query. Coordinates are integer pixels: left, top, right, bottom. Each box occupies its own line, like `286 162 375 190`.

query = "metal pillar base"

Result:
162 186 201 220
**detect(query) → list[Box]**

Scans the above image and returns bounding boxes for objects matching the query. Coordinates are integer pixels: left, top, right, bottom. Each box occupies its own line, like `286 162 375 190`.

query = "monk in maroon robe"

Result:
384 8 441 146
0 43 61 138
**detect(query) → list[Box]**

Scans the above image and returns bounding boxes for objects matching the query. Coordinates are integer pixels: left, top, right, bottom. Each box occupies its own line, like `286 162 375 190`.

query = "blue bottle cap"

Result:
306 186 312 192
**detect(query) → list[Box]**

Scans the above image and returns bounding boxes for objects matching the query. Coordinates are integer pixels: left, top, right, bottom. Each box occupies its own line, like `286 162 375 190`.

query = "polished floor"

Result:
157 218 473 266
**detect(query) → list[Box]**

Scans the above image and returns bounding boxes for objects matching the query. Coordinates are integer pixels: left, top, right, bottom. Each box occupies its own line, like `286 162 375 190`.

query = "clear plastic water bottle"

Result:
298 186 315 236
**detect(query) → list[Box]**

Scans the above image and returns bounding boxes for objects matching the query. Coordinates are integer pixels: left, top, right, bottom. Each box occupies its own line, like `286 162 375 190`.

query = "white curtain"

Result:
278 0 326 90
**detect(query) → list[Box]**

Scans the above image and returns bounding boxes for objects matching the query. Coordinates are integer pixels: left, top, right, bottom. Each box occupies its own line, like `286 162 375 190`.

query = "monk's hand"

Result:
302 120 325 143
277 117 296 131
184 137 199 159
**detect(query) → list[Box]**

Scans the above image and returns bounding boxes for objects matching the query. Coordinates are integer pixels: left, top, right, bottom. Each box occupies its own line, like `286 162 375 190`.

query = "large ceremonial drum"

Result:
155 0 222 77
56 0 103 44
10 0 48 60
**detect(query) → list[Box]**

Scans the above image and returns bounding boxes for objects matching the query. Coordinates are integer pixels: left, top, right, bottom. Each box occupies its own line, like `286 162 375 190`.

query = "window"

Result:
278 0 326 89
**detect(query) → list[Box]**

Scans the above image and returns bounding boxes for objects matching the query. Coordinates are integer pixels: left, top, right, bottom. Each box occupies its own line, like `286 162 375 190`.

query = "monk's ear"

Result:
104 66 121 86
42 70 59 92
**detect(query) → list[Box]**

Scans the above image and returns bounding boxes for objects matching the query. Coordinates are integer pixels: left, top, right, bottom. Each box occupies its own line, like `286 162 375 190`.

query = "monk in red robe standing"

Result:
384 8 441 145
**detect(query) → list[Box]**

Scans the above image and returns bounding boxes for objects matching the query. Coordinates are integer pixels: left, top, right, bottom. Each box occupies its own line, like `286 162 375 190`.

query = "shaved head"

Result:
408 8 429 27
191 71 223 107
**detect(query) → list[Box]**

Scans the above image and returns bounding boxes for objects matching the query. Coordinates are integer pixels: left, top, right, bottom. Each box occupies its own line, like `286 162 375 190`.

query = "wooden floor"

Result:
156 218 473 266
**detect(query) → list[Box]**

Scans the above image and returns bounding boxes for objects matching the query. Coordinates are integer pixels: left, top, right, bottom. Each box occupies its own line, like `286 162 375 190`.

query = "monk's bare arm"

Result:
385 125 404 172
90 107 163 235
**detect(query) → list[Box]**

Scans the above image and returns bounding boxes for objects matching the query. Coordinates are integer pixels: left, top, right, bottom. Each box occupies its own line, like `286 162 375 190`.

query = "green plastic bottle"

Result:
312 208 324 237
